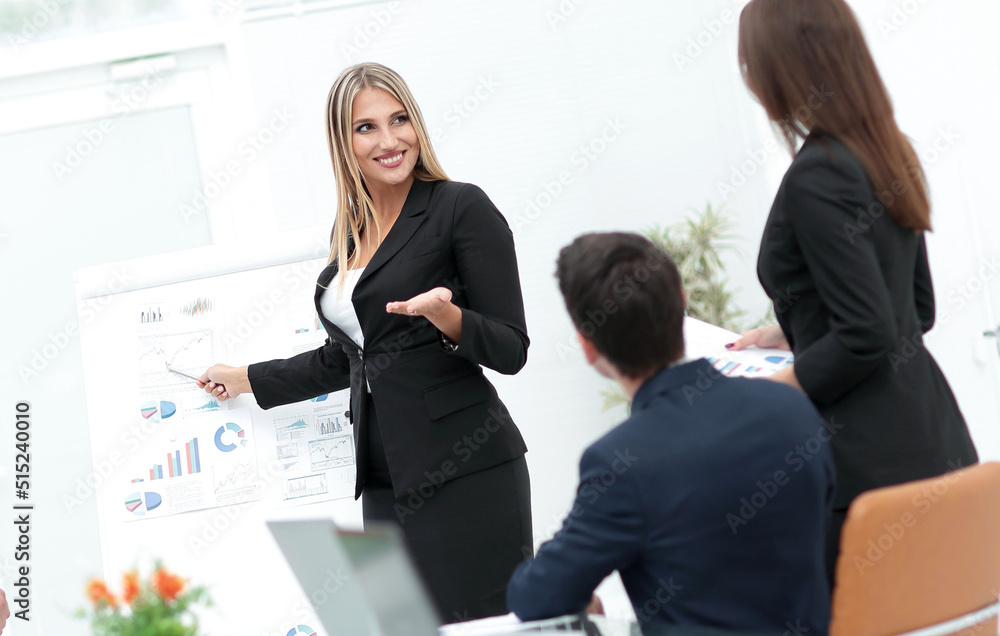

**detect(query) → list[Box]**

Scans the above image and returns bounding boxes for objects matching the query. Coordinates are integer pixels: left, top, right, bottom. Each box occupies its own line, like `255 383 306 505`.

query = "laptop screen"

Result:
339 523 441 635
268 518 440 636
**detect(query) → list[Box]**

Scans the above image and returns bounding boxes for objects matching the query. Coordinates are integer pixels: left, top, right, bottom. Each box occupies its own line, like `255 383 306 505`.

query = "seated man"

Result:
507 232 834 634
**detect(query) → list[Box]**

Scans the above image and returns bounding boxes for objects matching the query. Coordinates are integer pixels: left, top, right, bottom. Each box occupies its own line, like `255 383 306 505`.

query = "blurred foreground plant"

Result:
76 562 210 636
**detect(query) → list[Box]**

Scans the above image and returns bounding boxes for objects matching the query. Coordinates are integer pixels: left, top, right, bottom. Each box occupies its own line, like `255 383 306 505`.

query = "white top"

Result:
319 267 365 348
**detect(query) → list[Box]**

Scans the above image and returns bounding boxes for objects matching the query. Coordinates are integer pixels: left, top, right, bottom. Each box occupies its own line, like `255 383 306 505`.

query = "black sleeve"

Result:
448 183 530 374
246 338 351 410
914 235 935 333
785 155 899 406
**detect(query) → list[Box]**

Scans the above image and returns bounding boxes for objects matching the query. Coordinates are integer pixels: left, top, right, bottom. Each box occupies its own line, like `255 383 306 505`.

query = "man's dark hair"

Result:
556 232 685 377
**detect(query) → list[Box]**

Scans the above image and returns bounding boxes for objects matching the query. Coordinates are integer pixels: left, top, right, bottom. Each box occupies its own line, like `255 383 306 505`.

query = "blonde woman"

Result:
200 63 531 621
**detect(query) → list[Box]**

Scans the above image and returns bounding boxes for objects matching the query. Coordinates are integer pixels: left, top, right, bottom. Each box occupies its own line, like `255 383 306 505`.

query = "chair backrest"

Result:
830 462 1000 636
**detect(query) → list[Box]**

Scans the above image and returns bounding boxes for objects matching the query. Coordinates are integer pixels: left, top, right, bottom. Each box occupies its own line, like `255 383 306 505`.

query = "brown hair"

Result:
738 0 930 231
556 232 685 378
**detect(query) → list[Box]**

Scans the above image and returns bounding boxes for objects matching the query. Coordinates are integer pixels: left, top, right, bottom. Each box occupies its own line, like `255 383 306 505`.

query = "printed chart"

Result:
213 459 259 495
308 436 353 471
137 329 215 392
282 474 329 501
684 317 794 378
259 389 355 504
124 491 163 516
122 408 260 520
78 253 357 636
121 287 354 519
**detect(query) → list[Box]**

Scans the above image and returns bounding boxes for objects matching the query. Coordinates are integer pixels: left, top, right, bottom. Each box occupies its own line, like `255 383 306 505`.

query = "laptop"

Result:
268 519 441 636
269 518 606 636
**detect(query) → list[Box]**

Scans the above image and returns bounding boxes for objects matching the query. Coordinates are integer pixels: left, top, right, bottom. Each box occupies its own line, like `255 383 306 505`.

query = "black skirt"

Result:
358 393 532 623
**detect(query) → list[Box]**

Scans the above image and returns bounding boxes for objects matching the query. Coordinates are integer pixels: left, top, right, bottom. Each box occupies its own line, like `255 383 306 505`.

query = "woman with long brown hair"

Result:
730 0 978 587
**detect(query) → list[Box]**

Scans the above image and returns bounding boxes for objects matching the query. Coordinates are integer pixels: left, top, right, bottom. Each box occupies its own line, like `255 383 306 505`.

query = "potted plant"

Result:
77 562 210 636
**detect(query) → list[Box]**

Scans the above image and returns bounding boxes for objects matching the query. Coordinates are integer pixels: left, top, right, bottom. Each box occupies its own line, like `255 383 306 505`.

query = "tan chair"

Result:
830 462 1000 636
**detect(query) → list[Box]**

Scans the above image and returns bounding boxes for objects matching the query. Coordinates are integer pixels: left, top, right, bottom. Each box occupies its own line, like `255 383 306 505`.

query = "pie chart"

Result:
214 422 247 452
140 400 177 423
286 626 317 636
125 491 163 516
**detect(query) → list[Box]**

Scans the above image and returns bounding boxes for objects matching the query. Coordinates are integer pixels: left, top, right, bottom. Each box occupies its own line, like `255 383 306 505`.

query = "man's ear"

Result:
578 331 618 380
577 331 599 366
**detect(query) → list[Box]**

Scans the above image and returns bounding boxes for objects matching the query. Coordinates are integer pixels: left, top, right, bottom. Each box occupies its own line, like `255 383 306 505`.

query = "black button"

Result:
345 410 352 420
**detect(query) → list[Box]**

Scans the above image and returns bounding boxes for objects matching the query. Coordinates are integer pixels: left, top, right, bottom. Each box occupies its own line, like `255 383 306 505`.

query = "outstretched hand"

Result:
385 287 454 318
197 364 250 402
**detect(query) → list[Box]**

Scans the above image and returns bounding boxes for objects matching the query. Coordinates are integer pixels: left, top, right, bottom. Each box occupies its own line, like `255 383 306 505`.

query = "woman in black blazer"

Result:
730 0 978 585
199 63 531 621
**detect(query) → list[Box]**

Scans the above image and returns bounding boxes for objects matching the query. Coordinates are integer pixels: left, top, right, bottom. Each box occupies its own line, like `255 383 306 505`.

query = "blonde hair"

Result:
324 63 449 283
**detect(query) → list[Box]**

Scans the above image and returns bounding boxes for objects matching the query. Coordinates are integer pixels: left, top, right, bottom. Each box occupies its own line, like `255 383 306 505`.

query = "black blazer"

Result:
758 133 977 507
247 179 529 498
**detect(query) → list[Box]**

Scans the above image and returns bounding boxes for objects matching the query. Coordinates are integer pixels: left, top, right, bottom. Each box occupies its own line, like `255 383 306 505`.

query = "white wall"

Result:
0 1 997 634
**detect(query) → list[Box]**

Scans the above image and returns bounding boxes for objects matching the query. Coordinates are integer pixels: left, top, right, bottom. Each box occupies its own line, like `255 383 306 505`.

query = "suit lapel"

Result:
315 180 435 346
357 178 434 287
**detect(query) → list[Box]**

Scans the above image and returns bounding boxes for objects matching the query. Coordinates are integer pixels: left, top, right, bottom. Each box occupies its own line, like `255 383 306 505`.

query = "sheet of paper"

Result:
683 316 793 377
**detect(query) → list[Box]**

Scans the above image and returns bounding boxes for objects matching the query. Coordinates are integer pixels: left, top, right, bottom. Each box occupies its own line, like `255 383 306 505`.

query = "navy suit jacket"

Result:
507 359 834 634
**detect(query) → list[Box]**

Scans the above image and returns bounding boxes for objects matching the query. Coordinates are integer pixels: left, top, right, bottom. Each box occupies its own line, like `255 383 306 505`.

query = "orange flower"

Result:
86 578 118 608
152 567 185 602
122 571 140 604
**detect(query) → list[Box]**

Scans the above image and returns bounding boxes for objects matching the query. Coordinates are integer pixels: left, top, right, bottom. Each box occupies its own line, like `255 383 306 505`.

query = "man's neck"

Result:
617 356 686 400
619 373 654 401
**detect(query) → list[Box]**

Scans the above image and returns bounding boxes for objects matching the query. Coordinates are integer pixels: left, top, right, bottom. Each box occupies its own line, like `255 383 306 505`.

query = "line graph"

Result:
308 435 353 471
275 416 309 442
213 459 259 494
282 474 328 501
138 330 214 391
197 399 220 411
180 297 214 318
